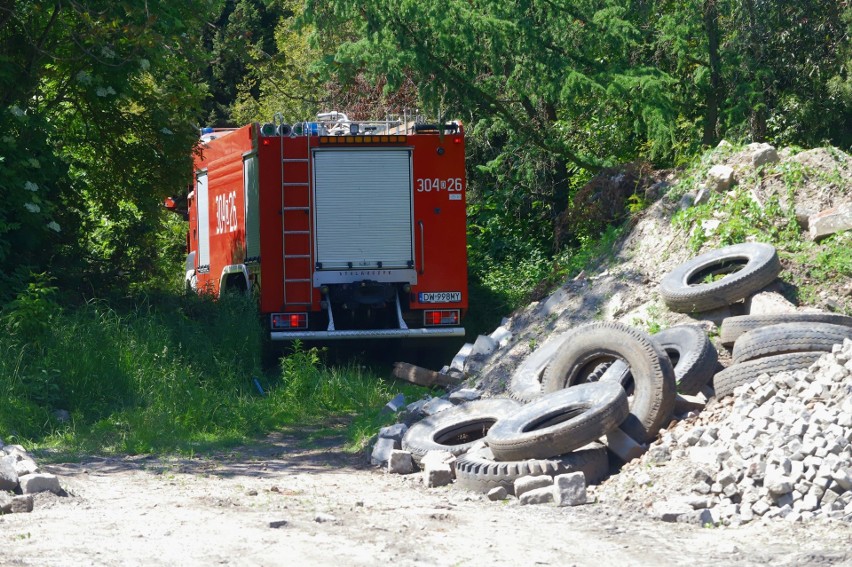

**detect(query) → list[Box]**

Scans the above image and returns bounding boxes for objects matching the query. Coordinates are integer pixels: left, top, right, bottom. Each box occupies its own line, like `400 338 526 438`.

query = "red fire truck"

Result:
176 112 468 340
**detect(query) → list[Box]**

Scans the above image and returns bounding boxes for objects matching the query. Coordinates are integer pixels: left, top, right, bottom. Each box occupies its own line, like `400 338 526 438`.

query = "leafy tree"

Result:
0 1 219 300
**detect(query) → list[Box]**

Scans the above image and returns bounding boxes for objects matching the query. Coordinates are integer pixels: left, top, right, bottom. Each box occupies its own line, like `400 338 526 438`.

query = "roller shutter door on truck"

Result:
313 149 413 270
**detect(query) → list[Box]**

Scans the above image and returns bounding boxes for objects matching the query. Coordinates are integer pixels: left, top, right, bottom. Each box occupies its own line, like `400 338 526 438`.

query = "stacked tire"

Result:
713 315 852 397
455 321 718 494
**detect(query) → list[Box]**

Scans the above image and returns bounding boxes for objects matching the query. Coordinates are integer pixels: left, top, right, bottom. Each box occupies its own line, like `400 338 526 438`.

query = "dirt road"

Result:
3 432 852 566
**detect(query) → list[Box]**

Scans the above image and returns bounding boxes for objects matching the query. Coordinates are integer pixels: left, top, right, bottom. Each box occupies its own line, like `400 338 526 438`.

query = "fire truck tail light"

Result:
453 136 462 144
271 312 308 330
424 310 460 326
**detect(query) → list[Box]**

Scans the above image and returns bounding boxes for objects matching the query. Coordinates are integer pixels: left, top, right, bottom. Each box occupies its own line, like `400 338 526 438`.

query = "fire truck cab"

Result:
182 112 468 340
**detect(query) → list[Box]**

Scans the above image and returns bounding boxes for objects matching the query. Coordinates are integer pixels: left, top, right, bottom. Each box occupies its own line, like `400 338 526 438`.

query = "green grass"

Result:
0 286 425 458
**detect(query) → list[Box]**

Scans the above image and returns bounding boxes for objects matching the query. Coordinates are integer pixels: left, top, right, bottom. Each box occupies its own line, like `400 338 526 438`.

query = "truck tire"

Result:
653 325 718 395
712 352 822 398
597 326 717 396
541 322 676 443
454 442 609 495
508 332 573 403
401 398 522 464
720 313 852 347
731 323 852 364
485 382 629 461
659 242 780 313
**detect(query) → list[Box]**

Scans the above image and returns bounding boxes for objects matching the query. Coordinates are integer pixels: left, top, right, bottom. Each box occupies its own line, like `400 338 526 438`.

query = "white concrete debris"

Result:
598 338 852 525
0 441 63 514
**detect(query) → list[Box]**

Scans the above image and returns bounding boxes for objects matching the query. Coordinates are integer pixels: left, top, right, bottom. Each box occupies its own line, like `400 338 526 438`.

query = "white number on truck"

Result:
416 178 463 192
215 191 238 234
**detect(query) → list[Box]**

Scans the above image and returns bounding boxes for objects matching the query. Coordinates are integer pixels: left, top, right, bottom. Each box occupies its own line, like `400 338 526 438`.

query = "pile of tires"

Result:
655 241 852 398
405 320 719 494
713 315 852 397
400 241 848 496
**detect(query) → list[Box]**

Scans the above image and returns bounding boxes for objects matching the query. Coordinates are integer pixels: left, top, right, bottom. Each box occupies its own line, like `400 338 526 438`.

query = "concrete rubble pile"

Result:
598 338 852 525
0 439 64 515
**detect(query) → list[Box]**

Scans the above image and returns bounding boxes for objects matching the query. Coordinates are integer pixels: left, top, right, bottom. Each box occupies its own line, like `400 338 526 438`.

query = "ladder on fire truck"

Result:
280 128 313 306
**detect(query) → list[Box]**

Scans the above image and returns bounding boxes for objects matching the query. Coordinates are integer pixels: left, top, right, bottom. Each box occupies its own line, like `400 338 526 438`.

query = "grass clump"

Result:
0 283 423 457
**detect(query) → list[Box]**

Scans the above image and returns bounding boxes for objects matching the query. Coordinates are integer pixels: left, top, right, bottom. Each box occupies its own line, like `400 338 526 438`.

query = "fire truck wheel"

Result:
659 242 781 313
454 441 608 495
713 352 823 398
720 313 852 347
731 322 852 364
485 382 629 461
401 398 522 464
508 332 573 403
541 321 677 443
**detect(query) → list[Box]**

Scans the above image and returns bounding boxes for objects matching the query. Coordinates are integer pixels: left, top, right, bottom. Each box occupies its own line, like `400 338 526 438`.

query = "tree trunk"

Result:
702 0 722 145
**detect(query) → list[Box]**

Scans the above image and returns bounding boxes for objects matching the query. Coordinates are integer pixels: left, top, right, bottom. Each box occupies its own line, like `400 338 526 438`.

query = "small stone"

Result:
387 450 415 475
519 486 554 506
424 463 453 488
19 473 62 495
370 437 398 467
10 495 34 514
514 475 553 499
268 520 288 529
652 500 693 522
0 455 18 492
553 472 587 507
487 486 508 501
378 423 408 442
384 393 406 413
449 389 481 404
314 513 337 523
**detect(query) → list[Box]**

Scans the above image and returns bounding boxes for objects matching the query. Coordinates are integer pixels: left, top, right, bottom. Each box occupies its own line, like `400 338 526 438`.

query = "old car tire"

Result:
454 442 609 495
712 352 822 398
485 381 629 461
731 322 852 364
660 242 780 313
401 398 522 464
541 322 677 443
720 313 852 347
653 325 718 395
508 332 573 403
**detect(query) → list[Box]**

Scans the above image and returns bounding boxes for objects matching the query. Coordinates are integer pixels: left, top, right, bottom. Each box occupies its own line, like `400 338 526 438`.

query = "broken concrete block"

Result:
519 486 554 505
0 455 18 492
553 472 587 507
487 486 508 501
707 164 735 192
449 389 481 405
450 343 473 372
514 475 553 499
489 326 513 347
387 450 415 475
383 393 406 413
604 428 647 462
652 500 694 522
19 473 61 495
423 462 453 488
422 397 454 416
746 291 798 315
674 393 707 415
421 451 457 475
0 491 11 514
10 494 34 514
471 335 497 356
808 203 852 242
13 457 38 477
370 437 398 466
378 423 408 442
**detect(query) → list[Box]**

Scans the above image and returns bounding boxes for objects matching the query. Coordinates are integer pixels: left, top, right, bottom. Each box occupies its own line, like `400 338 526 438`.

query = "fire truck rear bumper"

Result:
270 327 466 341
